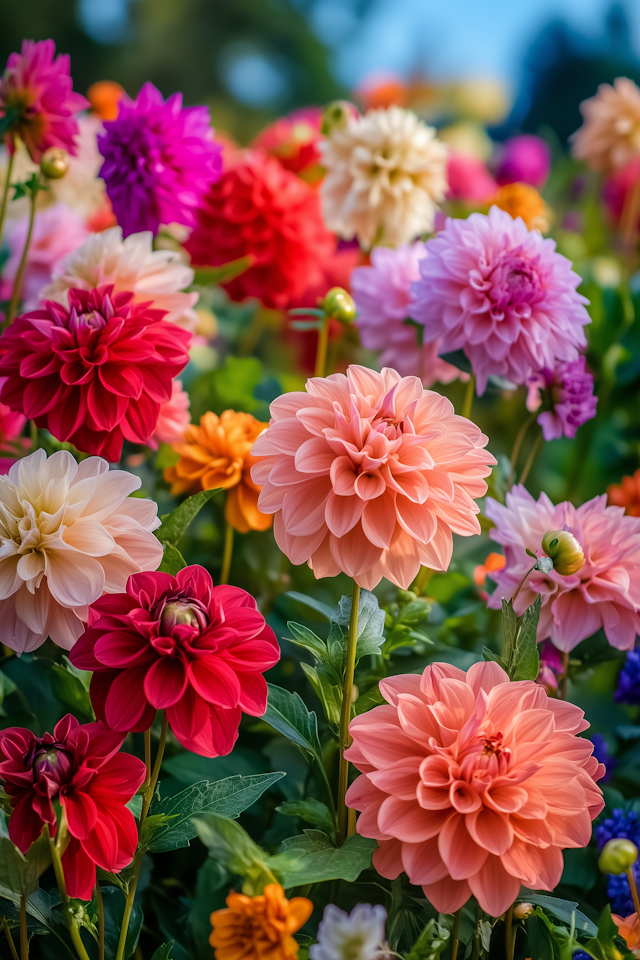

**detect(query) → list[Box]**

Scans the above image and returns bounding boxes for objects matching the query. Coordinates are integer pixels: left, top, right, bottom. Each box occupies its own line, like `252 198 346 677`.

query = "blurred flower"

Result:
447 79 511 125
42 225 199 332
0 39 89 162
251 366 495 590
320 106 448 247
0 715 145 900
535 638 565 695
71 566 280 757
409 206 590 395
0 285 191 461
473 551 505 587
597 810 640 916
526 357 597 441
612 913 640 956
351 243 463 387
571 78 640 172
166 410 272 534
345 661 604 917
493 182 548 231
496 135 550 189
310 904 388 960
608 469 640 516
0 377 26 472
603 156 640 228
438 122 493 162
149 379 190 448
616 649 640 704
86 80 124 121
253 107 323 182
0 449 162 653
356 73 408 111
210 883 312 960
48 114 109 222
446 151 498 203
486 485 640 652
590 733 616 783
185 150 334 310
98 81 222 237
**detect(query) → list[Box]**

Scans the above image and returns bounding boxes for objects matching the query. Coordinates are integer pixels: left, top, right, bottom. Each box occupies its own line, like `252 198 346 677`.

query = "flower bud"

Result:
321 101 354 137
541 529 585 576
321 287 356 324
40 147 69 179
160 600 206 635
598 838 638 875
513 902 534 920
33 746 73 787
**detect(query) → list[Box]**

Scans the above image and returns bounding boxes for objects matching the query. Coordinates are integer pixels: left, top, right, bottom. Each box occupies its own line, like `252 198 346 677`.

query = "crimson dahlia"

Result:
70 566 280 758
0 715 145 900
0 285 191 461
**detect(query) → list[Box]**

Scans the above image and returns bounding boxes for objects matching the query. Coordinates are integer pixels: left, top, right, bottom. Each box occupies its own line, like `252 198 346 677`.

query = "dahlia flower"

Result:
98 81 222 237
0 286 191 461
608 469 640 516
185 150 334 310
70 566 280 757
320 106 449 247
0 39 89 162
571 78 640 172
409 206 591 395
345 660 604 917
165 410 272 534
251 366 495 590
150 379 190 448
0 715 145 900
0 376 26 474
210 884 312 960
253 107 323 180
41 226 199 332
352 244 463 388
310 904 388 960
494 182 548 232
485 485 640 652
87 80 124 122
525 356 597 440
495 135 551 189
446 152 497 203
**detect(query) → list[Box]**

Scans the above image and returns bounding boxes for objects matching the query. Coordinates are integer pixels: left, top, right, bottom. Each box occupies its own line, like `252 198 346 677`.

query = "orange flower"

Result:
612 912 640 956
210 884 313 960
608 469 640 516
165 410 272 534
493 182 548 231
86 80 124 121
473 551 506 587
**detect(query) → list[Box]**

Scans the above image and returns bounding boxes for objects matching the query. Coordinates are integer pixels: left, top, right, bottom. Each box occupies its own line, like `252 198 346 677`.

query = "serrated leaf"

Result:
482 647 507 669
328 590 385 663
156 487 221 546
150 944 175 960
283 592 334 620
0 817 50 896
511 594 541 681
276 799 334 837
148 773 284 852
299 663 341 728
193 255 255 287
353 684 385 716
194 814 272 882
286 622 328 661
269 831 377 887
158 542 187 575
262 683 322 761
99 885 144 960
501 597 518 663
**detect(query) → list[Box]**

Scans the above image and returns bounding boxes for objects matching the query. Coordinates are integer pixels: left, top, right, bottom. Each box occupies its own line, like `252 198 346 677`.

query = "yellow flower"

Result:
210 884 313 960
493 182 548 232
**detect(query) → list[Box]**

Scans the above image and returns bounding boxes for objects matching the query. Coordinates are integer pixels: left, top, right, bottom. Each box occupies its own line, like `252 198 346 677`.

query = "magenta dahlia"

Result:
98 82 222 237
526 356 598 440
0 285 191 461
409 206 591 395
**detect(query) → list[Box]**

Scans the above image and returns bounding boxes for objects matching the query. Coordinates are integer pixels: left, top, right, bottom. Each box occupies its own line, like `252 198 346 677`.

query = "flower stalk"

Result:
2 916 19 960
19 895 27 960
519 431 543 487
95 884 105 960
450 908 462 960
461 374 475 420
507 412 536 491
0 148 15 254
7 178 38 325
337 581 360 845
220 521 234 586
315 315 330 378
46 827 91 960
628 867 640 918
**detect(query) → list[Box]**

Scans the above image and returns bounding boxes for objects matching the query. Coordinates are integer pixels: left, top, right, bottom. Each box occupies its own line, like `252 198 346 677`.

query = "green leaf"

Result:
206 356 263 412
192 255 255 287
189 859 229 959
150 945 175 960
404 918 451 960
328 590 385 662
158 542 188 575
148 773 285 852
286 622 329 661
353 684 385 716
482 647 507 669
156 487 222 545
262 683 322 761
269 831 377 887
193 814 274 891
283 592 334 620
49 661 95 722
276 799 335 837
510 594 541 681
426 571 470 603
0 815 50 896
299 663 341 728
0 669 18 711
99 885 143 960
501 598 518 664
524 894 598 937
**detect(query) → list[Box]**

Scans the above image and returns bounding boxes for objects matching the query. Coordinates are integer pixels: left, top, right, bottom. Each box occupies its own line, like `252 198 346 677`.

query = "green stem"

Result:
96 884 104 960
505 904 515 960
314 316 330 378
506 412 536 491
19 896 27 960
0 149 15 254
412 565 434 597
337 581 360 846
220 521 234 585
628 866 640 918
450 908 462 960
559 651 570 701
29 420 38 452
519 431 543 487
47 830 91 960
461 374 475 420
7 185 37 324
511 563 536 605
2 916 19 960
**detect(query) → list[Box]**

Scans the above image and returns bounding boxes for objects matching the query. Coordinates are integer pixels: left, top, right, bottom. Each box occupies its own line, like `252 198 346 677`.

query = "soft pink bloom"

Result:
251 366 495 590
409 206 591 395
149 379 191 448
352 244 465 388
0 376 27 475
0 449 163 654
485 485 640 652
496 135 551 189
446 151 498 203
345 660 605 917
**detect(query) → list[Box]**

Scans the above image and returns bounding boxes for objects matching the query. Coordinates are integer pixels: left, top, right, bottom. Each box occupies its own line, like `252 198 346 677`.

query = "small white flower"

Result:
309 903 388 960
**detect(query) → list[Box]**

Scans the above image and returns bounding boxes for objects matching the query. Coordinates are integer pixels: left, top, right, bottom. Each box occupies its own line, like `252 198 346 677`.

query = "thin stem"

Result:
314 316 330 378
461 374 475 420
2 916 20 960
519 431 543 487
143 729 151 792
621 169 640 251
559 651 570 701
7 186 37 324
220 521 234 585
505 903 515 960
316 759 338 835
19 896 27 960
628 867 640 919
29 421 38 452
0 149 15 253
412 565 434 597
512 564 536 604
96 884 104 960
450 908 462 960
47 830 91 960
507 412 536 491
337 581 360 846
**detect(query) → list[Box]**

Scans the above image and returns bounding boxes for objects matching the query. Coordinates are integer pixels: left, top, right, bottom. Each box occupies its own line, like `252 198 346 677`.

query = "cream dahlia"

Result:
320 106 448 247
571 77 640 172
0 449 163 653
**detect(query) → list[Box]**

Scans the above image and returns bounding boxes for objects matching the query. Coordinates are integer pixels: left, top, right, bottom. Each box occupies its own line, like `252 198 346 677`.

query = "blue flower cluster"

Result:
595 808 640 915
616 649 640 704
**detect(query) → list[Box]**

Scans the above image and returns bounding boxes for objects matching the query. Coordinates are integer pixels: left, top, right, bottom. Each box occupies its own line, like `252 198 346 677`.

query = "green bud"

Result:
513 902 534 920
40 147 69 179
321 100 354 137
541 529 584 576
321 287 356 324
598 838 638 875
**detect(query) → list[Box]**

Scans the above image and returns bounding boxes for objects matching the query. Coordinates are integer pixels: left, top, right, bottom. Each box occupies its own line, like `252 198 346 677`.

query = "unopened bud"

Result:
321 100 355 137
40 147 69 179
513 902 534 920
541 529 584 576
321 287 356 324
599 838 638 875
160 601 204 635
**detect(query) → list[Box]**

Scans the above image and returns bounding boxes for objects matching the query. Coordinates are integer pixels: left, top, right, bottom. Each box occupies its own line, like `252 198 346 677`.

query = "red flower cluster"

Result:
252 107 324 180
70 566 280 758
0 285 191 461
0 715 145 900
185 150 335 309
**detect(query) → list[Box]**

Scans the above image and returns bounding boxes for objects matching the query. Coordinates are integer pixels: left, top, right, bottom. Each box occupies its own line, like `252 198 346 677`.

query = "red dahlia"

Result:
0 285 191 461
70 565 280 758
184 149 335 310
0 715 145 900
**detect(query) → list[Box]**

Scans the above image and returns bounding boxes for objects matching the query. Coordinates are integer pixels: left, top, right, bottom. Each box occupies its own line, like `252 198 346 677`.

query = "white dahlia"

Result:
571 77 640 172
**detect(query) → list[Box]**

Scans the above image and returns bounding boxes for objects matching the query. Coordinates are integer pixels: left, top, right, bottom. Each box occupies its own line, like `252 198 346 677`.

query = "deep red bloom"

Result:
0 285 191 461
0 715 145 900
70 566 280 758
184 150 335 310
252 107 324 179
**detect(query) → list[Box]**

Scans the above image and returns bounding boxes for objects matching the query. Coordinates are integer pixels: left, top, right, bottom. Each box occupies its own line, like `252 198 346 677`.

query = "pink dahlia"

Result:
486 485 640 652
98 82 222 237
0 285 191 461
70 566 280 758
526 356 597 440
251 366 495 590
345 660 604 917
352 244 463 388
495 135 551 189
149 378 191 448
409 206 591 395
0 39 89 162
446 152 498 203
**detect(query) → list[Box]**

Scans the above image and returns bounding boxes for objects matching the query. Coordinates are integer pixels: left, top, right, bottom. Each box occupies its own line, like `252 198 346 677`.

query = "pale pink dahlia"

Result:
345 661 605 917
251 366 495 590
409 206 591 395
149 379 191 448
486 485 640 652
352 244 464 388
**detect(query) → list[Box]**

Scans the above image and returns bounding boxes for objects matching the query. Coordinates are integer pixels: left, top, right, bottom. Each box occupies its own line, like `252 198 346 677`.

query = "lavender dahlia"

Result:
526 356 597 440
98 82 222 237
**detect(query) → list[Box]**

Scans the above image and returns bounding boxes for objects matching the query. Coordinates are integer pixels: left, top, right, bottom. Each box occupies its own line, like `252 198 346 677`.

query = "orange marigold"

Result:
86 80 124 121
210 884 313 960
165 410 272 533
608 469 640 517
493 182 548 231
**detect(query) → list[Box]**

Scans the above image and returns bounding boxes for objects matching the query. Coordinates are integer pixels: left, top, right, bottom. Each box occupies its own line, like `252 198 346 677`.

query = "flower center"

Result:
68 307 108 331
488 253 543 313
151 597 211 657
32 745 73 792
